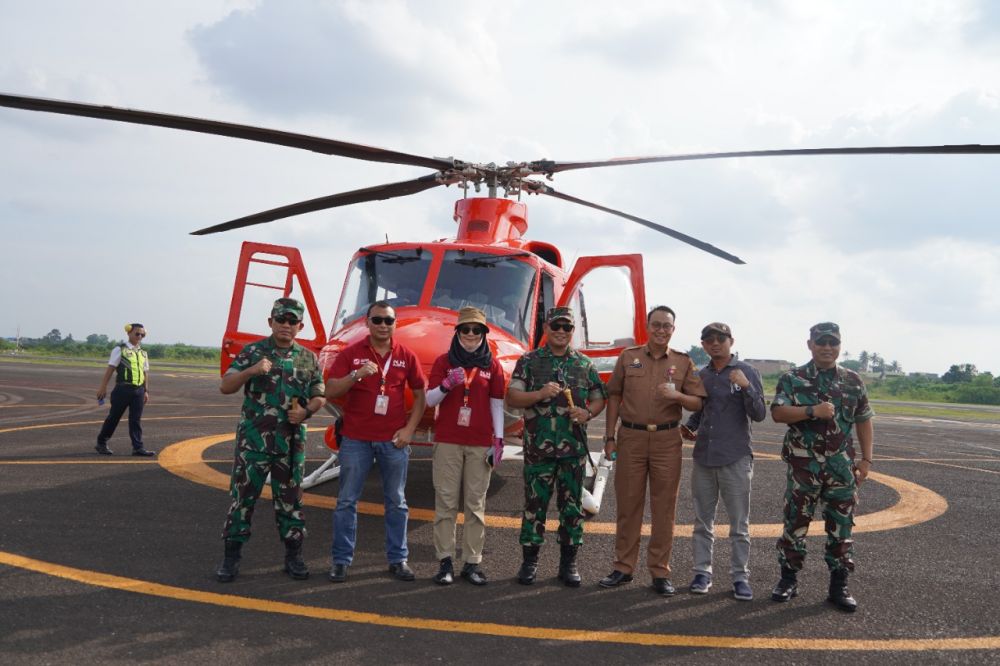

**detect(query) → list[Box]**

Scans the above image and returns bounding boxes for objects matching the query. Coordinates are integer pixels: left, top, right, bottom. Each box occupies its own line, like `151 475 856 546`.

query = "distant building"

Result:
744 359 794 376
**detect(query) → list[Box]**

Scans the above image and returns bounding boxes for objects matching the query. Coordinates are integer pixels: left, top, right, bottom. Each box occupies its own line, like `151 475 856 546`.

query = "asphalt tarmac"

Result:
1 361 998 664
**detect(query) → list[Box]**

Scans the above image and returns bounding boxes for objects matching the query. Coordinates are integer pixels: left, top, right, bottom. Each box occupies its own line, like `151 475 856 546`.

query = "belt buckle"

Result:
646 424 657 432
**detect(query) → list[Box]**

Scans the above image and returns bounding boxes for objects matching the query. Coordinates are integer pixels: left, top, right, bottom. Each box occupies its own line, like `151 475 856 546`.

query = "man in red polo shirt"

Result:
325 301 426 583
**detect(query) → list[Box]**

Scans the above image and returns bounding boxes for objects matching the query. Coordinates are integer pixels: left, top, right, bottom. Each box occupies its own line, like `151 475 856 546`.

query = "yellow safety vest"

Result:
116 345 147 386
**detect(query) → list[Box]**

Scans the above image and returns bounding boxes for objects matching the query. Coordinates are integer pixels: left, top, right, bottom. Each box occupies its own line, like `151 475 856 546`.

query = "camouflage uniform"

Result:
772 359 874 572
221 334 324 544
509 345 606 546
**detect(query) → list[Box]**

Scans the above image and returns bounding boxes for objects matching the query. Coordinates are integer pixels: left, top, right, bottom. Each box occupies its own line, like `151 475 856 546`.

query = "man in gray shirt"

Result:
682 323 766 601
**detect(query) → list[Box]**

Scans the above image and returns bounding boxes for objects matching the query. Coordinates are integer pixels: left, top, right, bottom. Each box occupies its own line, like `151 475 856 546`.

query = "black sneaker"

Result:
132 448 155 457
460 562 487 586
433 557 454 585
95 444 113 455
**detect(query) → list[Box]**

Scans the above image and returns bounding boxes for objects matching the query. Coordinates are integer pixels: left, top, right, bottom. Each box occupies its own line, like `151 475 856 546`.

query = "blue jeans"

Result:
332 437 410 565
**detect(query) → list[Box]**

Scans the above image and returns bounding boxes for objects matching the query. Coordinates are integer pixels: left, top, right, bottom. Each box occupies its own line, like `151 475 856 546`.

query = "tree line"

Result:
2 329 217 362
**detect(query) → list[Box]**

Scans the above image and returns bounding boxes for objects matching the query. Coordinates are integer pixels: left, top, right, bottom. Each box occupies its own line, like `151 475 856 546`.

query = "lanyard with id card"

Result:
373 351 393 416
456 368 480 427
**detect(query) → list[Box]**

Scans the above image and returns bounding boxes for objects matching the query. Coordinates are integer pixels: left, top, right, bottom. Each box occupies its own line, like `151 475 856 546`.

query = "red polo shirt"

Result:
331 337 426 442
429 354 506 447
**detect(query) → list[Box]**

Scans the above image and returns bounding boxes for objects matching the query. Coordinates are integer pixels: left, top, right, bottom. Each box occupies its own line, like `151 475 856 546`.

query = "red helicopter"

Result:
4 91 1000 512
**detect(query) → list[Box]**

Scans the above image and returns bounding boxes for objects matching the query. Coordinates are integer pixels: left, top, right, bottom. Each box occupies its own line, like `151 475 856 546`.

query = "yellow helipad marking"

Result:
0 551 996 651
159 434 948 537
0 415 234 435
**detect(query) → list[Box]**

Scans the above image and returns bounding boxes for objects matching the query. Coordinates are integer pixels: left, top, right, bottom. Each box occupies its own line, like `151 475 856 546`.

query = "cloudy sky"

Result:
2 0 999 375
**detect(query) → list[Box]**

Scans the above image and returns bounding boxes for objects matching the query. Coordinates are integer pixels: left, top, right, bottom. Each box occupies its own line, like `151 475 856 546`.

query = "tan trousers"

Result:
432 441 492 563
612 428 683 578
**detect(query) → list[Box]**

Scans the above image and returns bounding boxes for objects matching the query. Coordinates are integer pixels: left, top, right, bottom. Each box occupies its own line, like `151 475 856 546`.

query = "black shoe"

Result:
599 570 634 588
95 444 113 455
652 578 676 596
557 544 581 588
434 557 454 585
827 569 857 613
389 561 415 581
328 563 348 583
771 567 799 602
517 545 540 585
132 448 155 457
216 540 242 583
283 539 309 580
460 562 487 586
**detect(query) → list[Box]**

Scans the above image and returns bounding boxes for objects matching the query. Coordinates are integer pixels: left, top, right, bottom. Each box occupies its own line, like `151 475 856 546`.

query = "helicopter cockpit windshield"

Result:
335 248 431 329
431 250 535 343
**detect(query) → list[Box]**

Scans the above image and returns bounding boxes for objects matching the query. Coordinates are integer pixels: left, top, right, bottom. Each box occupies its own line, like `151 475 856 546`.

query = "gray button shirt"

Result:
685 357 767 467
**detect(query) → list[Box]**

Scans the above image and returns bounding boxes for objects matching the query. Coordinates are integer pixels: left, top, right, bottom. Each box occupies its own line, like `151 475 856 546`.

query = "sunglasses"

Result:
814 337 840 347
369 316 396 326
549 322 575 333
649 321 675 331
701 334 730 344
273 315 301 326
458 325 486 336
132 332 146 338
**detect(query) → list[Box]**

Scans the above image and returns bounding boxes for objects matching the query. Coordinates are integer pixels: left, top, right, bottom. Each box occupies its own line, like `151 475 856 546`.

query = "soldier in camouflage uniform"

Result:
215 298 326 583
770 322 875 612
506 306 606 587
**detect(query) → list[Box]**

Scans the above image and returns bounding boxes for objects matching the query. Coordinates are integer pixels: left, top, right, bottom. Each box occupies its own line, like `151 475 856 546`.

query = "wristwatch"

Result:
603 434 615 443
805 405 814 418
350 369 360 382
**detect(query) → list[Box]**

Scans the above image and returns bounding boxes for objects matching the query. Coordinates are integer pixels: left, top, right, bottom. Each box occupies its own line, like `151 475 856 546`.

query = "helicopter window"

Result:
335 249 431 330
431 250 536 343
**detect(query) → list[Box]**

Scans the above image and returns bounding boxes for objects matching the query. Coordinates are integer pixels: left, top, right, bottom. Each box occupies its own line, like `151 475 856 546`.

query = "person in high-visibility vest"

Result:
96 323 154 456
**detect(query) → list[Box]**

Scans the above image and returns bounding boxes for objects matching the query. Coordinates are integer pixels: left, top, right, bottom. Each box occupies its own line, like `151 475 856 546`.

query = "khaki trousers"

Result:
432 441 492 563
613 428 683 578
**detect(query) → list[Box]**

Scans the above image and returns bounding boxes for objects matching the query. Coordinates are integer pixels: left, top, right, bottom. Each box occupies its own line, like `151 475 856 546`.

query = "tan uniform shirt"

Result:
606 345 707 425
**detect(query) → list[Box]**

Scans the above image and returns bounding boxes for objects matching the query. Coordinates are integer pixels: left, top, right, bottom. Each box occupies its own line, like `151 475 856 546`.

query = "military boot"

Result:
770 566 798 602
216 540 242 583
517 545 540 585
557 544 582 588
827 568 857 613
283 538 309 580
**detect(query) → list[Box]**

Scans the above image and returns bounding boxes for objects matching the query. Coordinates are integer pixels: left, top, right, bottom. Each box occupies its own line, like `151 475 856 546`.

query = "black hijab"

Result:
447 331 493 370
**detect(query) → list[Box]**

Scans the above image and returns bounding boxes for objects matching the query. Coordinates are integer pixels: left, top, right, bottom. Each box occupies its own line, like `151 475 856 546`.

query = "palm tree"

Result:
888 360 902 374
858 351 870 372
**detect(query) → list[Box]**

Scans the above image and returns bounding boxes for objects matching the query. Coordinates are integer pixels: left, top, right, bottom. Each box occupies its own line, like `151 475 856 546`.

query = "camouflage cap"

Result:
701 322 732 339
809 321 841 341
271 297 305 320
545 306 574 323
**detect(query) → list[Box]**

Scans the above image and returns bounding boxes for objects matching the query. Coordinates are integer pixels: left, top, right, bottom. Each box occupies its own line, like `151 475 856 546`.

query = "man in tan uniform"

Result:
599 306 707 596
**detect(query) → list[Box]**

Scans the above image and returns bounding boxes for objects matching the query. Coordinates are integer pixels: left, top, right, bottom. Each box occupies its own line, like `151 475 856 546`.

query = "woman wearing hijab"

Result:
425 307 506 585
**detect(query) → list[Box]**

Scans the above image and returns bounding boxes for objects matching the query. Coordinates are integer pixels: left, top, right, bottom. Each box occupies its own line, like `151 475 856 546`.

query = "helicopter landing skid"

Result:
582 452 614 516
302 453 341 489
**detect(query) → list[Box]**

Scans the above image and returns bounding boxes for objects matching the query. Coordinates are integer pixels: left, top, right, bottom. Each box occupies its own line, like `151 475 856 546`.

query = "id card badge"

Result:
457 406 472 427
374 394 389 415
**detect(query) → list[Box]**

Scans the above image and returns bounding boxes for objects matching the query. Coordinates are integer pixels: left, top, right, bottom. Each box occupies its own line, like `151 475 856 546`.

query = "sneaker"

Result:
733 580 753 601
689 573 712 594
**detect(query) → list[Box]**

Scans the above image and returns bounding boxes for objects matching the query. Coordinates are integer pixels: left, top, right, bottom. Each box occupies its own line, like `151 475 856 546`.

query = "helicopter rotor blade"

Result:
532 184 745 265
191 174 443 235
0 92 454 170
532 144 1000 174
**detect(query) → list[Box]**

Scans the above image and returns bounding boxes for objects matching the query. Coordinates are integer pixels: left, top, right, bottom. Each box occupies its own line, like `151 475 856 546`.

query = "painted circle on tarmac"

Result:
159 431 947 537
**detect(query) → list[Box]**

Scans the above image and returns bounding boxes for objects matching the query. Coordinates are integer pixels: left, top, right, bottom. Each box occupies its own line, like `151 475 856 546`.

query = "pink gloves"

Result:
441 367 466 391
490 436 504 467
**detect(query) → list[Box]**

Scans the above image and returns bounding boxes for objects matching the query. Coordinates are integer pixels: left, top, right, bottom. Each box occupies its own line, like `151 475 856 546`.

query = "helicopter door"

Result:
220 241 327 376
556 254 647 380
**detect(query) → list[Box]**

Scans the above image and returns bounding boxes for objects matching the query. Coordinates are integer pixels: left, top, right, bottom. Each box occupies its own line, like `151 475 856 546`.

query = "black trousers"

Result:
97 384 145 450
